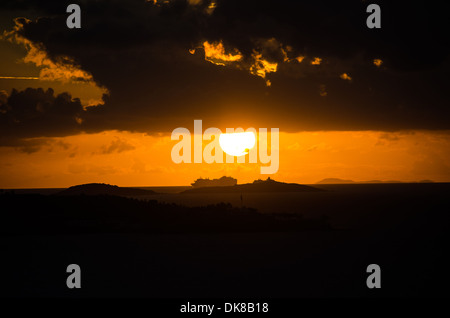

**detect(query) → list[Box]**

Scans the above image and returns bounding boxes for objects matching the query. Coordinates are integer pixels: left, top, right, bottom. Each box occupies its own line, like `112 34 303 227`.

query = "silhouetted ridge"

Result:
183 178 323 194
316 178 407 184
316 178 355 184
56 183 157 196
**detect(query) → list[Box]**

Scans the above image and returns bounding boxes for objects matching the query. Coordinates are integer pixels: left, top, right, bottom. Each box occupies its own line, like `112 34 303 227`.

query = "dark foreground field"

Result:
1 183 449 297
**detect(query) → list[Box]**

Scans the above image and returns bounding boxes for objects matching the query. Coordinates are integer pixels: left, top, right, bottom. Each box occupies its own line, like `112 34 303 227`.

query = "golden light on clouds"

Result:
195 37 326 87
198 38 281 86
250 52 278 86
202 41 243 66
373 59 383 67
206 1 217 14
3 19 94 83
311 57 322 65
0 76 39 80
340 73 352 81
1 18 108 107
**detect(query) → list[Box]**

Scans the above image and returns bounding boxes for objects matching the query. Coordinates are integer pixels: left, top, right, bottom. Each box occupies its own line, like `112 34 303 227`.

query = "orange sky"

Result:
1 129 449 188
2 52 449 188
1 8 450 189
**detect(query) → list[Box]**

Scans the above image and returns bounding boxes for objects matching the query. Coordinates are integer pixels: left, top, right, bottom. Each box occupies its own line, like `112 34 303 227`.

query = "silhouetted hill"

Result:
316 178 405 184
316 178 355 184
182 178 323 194
56 183 157 196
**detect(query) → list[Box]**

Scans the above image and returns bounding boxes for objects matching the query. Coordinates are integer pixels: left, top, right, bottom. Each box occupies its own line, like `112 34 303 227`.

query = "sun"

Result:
219 132 256 156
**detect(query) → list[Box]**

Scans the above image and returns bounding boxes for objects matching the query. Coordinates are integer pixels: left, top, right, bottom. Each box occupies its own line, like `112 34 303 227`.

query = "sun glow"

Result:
219 132 256 156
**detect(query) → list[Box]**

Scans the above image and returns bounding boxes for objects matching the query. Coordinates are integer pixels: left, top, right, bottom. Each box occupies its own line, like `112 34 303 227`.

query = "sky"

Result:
1 0 449 188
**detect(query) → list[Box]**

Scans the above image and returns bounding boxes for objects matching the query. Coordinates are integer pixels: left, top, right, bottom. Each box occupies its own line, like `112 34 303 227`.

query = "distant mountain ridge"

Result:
56 183 157 196
182 178 323 194
315 178 413 184
316 178 355 184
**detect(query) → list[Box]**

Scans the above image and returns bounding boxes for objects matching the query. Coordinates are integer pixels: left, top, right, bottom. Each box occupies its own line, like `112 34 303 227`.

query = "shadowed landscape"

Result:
1 180 449 297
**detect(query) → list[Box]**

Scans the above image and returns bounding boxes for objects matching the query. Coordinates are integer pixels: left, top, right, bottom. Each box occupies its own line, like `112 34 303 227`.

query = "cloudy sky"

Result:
1 0 449 187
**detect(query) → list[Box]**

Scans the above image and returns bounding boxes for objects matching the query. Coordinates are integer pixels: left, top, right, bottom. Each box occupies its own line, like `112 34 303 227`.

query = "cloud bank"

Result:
0 0 449 145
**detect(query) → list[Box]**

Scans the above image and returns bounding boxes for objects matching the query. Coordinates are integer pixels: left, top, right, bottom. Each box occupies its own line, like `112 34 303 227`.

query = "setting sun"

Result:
219 132 256 156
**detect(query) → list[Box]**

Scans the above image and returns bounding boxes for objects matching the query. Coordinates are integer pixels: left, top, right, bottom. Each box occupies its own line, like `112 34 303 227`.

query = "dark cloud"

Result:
1 0 449 144
0 87 84 142
14 138 49 154
0 136 71 154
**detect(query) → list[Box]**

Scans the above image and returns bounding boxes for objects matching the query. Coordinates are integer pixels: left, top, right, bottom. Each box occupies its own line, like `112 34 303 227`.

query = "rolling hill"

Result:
56 183 158 196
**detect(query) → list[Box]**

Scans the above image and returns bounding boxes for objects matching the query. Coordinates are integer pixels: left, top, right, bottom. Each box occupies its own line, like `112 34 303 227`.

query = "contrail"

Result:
0 76 40 80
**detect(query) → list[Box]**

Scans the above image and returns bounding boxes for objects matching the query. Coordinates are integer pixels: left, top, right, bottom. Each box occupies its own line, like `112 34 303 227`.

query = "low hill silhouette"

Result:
316 178 405 184
316 178 355 184
56 183 157 196
182 178 323 194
